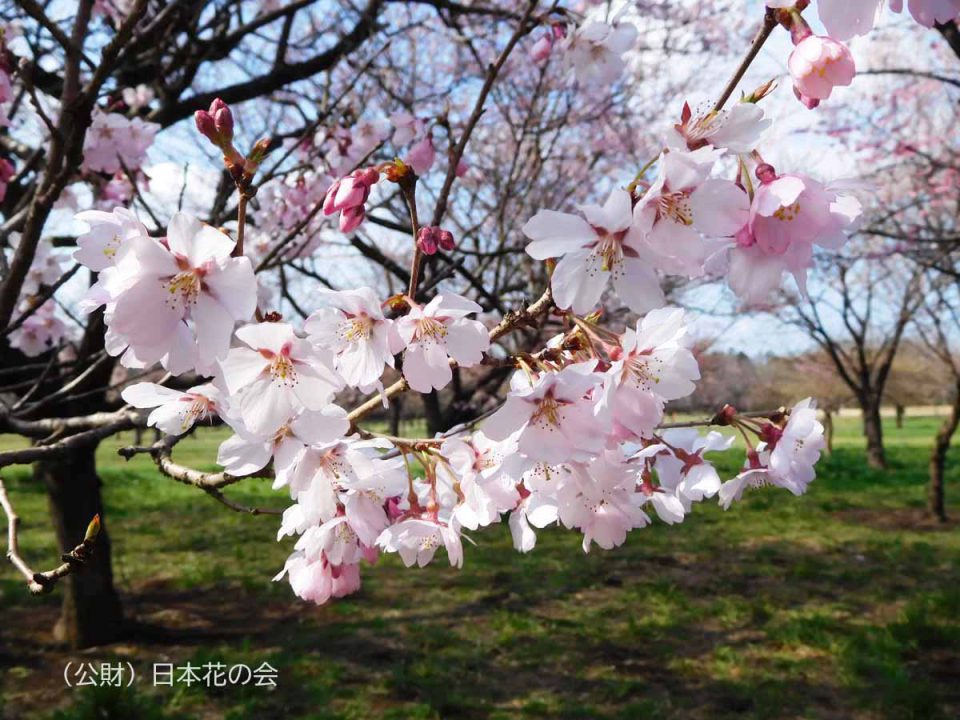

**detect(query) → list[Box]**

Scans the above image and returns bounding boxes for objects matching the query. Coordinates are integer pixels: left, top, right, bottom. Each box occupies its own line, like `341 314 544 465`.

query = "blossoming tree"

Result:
0 0 956 648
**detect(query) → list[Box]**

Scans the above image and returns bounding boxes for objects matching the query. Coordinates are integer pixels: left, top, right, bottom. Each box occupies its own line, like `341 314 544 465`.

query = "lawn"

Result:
0 416 958 719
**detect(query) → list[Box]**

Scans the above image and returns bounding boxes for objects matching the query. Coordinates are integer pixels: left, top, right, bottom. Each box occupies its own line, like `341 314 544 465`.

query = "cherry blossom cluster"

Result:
5 234 70 357
58 0 903 605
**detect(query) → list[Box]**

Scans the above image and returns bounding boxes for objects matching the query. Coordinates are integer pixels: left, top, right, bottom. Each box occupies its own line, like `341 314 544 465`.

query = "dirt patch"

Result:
833 507 959 532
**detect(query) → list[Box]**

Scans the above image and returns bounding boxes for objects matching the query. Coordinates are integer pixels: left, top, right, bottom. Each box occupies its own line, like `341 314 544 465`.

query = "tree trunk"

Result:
928 389 959 522
37 442 124 648
862 402 887 470
895 404 905 429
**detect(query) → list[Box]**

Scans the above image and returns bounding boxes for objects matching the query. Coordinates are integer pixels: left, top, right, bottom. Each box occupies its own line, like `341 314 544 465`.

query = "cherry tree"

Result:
0 0 954 649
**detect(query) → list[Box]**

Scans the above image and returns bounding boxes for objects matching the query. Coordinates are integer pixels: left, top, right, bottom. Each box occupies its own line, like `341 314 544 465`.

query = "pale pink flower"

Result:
396 293 489 393
890 0 960 26
304 287 402 392
633 149 749 276
376 518 464 568
74 207 149 271
563 20 638 85
8 300 67 357
273 552 361 605
484 361 609 464
218 322 343 436
719 399 825 508
647 429 733 509
323 168 379 233
95 212 256 374
789 36 855 109
602 307 700 440
557 456 650 552
121 382 221 436
726 171 861 303
389 111 422 147
524 189 664 314
217 405 349 479
668 102 770 154
82 111 158 174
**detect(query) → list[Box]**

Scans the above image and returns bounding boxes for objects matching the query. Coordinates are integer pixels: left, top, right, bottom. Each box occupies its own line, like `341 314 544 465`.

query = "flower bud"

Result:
339 205 365 233
209 98 233 141
417 226 439 255
194 110 217 143
437 229 455 252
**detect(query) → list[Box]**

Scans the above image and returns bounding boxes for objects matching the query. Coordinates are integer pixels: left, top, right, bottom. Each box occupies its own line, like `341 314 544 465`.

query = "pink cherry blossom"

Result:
563 20 638 86
8 299 67 357
484 361 609 464
603 307 700 440
88 212 257 374
406 136 436 175
121 382 221 436
395 293 489 393
726 169 861 303
633 149 749 276
719 398 826 508
668 102 771 154
304 287 402 392
788 36 856 109
74 207 148 271
890 0 960 26
557 455 650 552
218 322 343 436
217 405 349 482
376 518 464 568
274 552 361 605
323 167 379 233
82 110 158 174
524 189 664 314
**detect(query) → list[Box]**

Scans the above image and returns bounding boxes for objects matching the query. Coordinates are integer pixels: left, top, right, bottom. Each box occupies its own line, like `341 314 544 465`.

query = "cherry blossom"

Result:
323 167 380 233
74 207 149 271
218 322 343 436
524 189 664 314
84 212 257 374
304 287 402 392
789 36 856 109
8 300 67 357
376 518 464 568
121 382 222 436
633 149 749 277
563 20 638 86
719 399 826 508
82 110 158 174
668 102 771 154
557 455 650 552
484 361 609 463
890 0 960 27
726 168 862 303
274 552 361 605
218 405 349 483
603 307 700 440
395 293 489 393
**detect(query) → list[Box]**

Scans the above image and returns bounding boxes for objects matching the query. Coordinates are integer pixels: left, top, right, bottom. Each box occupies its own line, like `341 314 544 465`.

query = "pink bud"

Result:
358 167 380 187
437 229 455 252
455 159 469 178
334 176 365 212
339 205 365 233
194 110 217 143
323 180 341 216
530 35 553 63
208 99 233 141
755 163 778 185
417 227 439 255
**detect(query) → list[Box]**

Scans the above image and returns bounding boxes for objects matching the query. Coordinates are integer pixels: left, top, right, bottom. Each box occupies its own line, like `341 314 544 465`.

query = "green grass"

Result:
1 416 958 719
